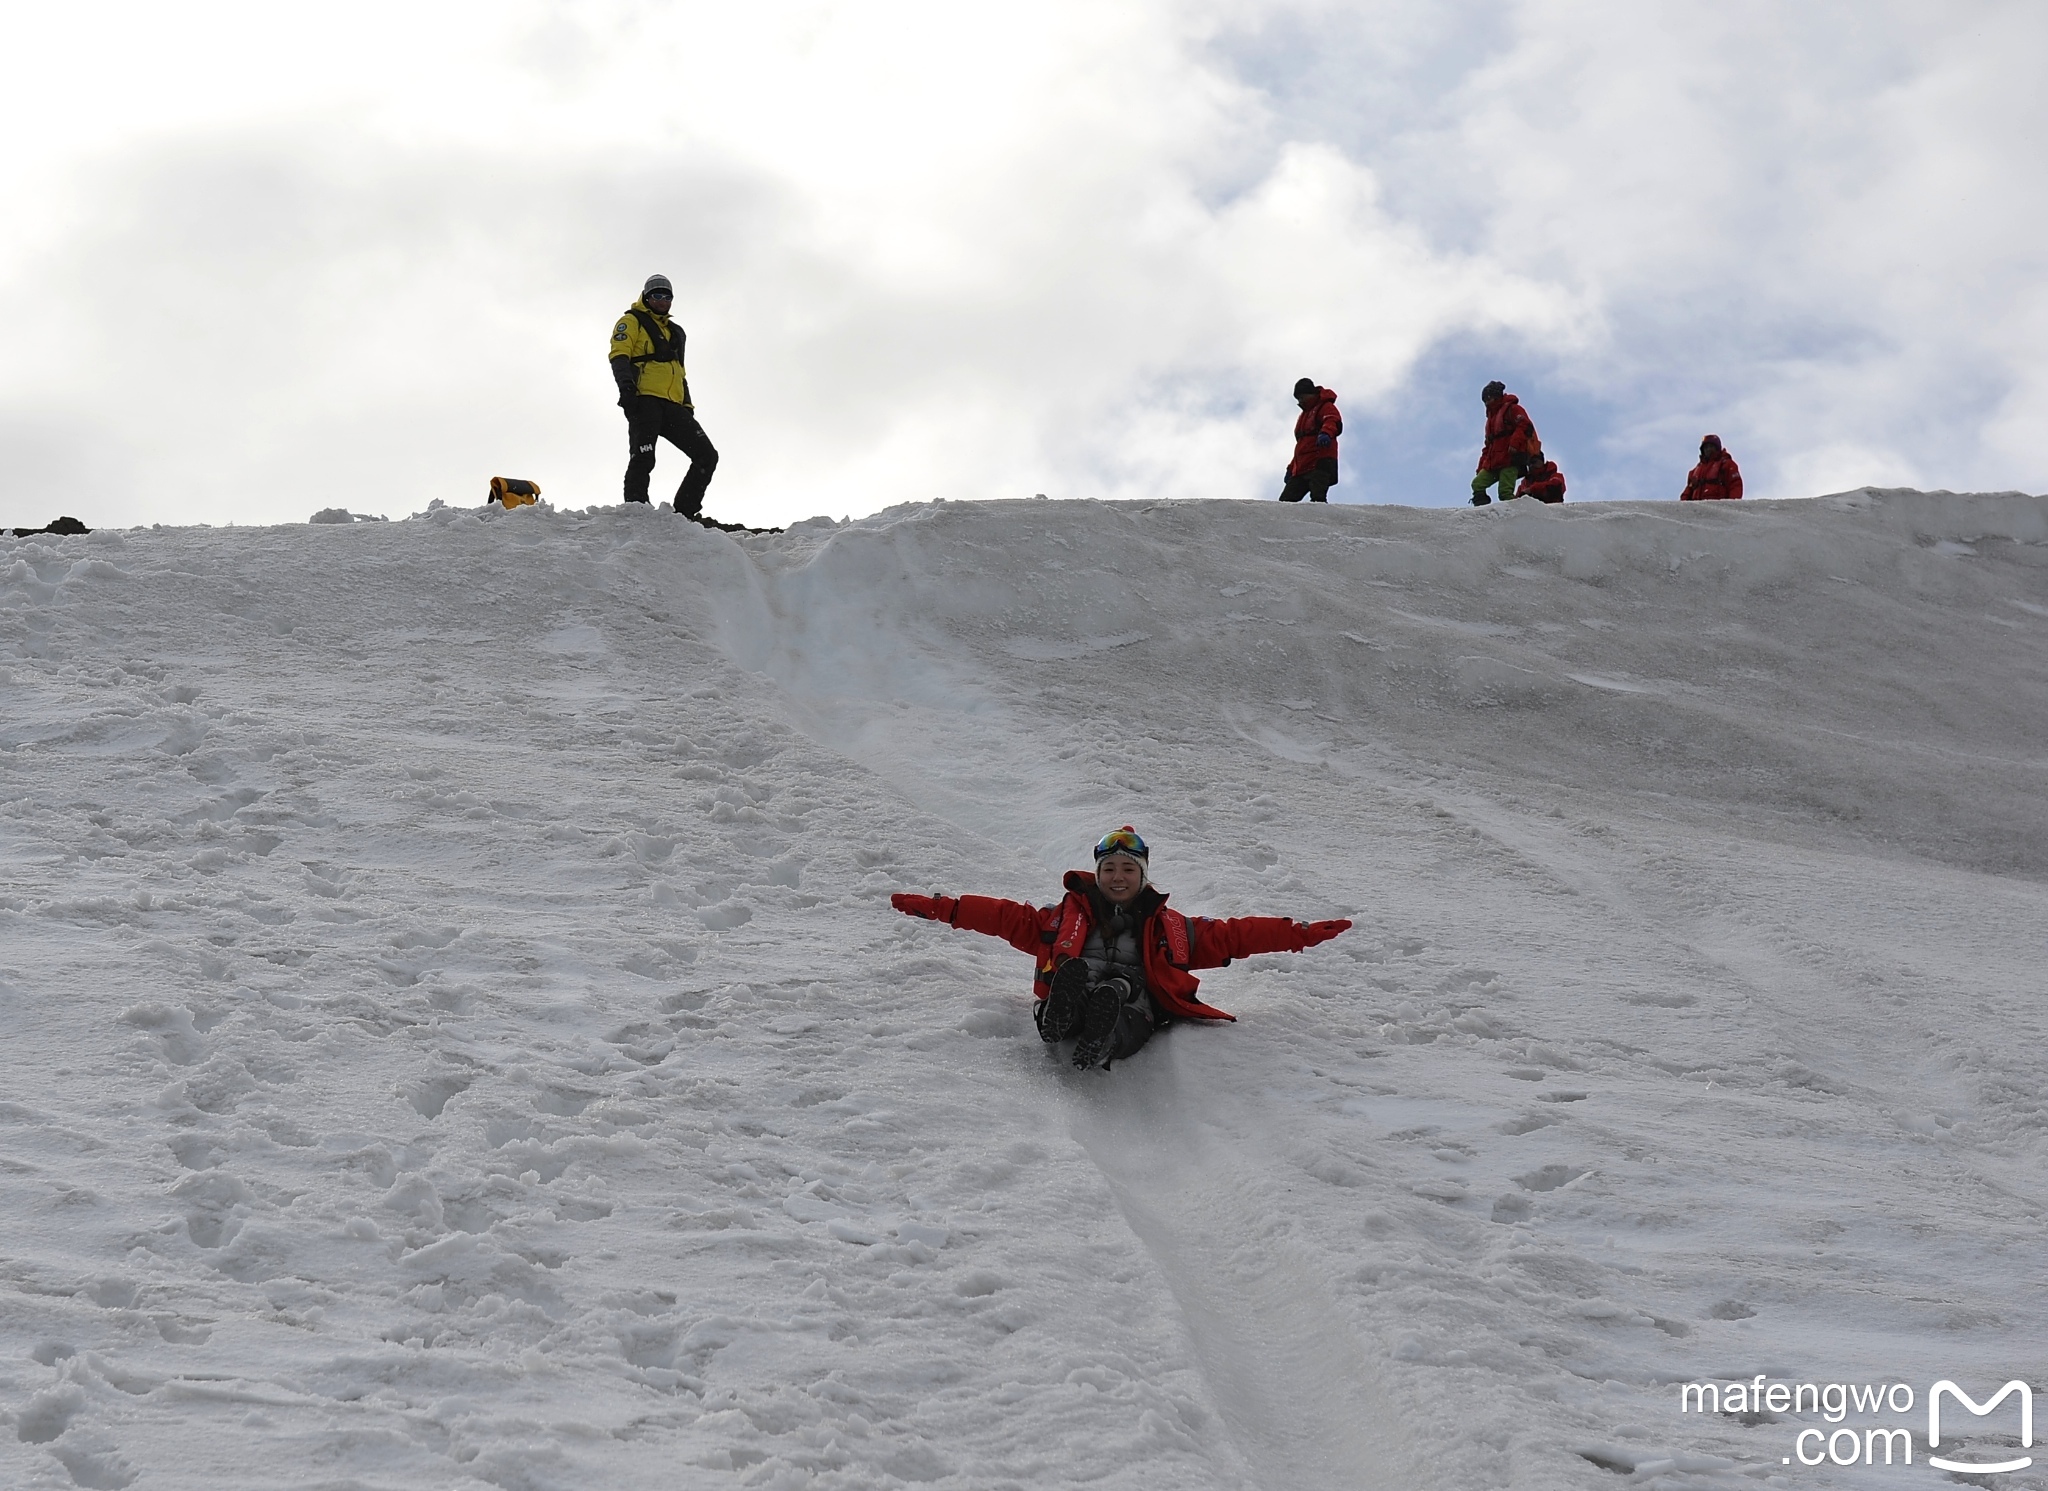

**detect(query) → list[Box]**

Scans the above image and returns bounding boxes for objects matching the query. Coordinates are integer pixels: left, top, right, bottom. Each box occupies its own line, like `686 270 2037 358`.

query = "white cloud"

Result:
0 1 2041 529
1373 0 2048 498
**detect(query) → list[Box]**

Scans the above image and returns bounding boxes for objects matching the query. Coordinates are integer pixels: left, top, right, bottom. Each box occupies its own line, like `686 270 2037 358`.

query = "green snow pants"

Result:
1472 467 1521 505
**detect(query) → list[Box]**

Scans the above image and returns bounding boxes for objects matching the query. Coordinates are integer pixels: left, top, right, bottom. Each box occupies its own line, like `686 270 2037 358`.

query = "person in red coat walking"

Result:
1515 459 1566 504
1279 379 1342 503
890 826 1351 1070
1472 380 1541 506
1680 435 1743 501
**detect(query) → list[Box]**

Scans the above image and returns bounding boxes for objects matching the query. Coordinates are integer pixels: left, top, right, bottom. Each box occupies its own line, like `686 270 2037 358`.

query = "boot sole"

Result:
1041 960 1090 1043
1071 980 1125 1069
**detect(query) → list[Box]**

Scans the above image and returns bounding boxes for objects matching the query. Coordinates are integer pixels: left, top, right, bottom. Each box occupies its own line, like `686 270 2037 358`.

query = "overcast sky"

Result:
2 1 2043 530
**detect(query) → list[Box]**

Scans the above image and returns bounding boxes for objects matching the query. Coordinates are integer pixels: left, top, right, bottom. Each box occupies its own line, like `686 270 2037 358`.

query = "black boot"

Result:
1038 960 1089 1043
1071 977 1128 1070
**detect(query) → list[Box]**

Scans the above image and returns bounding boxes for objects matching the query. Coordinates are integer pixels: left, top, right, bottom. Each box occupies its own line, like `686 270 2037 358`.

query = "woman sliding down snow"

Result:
890 827 1351 1070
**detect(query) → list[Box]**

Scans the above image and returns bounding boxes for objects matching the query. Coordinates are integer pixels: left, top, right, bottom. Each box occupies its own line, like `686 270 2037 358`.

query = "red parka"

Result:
1515 460 1566 504
1289 388 1342 478
917 871 1328 1022
1479 394 1540 472
1681 446 1743 501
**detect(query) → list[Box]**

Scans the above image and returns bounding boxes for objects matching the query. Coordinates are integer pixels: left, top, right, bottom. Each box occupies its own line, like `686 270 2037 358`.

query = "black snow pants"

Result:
1278 457 1338 504
1102 989 1159 1064
624 396 719 516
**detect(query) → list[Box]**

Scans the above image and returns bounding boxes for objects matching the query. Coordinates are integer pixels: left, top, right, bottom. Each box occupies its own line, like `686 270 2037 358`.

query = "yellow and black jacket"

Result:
608 301 692 407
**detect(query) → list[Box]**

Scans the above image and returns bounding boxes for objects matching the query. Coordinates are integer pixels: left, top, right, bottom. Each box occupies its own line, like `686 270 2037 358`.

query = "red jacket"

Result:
1681 449 1743 501
1288 388 1342 478
1479 394 1540 472
1515 460 1566 504
943 871 1323 1022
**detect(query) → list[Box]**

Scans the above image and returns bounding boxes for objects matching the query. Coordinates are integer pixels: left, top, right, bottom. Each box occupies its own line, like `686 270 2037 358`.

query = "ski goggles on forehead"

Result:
1094 827 1148 860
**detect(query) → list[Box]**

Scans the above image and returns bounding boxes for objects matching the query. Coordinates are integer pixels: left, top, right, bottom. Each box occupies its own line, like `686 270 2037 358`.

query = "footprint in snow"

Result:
402 1072 471 1120
1514 1164 1588 1192
121 1003 206 1065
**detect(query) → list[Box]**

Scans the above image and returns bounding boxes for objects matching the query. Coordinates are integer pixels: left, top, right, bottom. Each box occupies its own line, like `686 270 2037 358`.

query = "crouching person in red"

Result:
890 826 1351 1070
1515 458 1566 504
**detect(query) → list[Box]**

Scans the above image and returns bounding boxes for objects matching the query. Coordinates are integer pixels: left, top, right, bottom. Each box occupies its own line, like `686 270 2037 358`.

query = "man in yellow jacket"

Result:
609 274 719 518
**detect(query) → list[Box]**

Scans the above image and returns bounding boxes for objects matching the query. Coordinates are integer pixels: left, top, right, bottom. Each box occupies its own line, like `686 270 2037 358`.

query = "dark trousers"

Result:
1279 458 1338 503
1103 995 1158 1064
624 397 719 515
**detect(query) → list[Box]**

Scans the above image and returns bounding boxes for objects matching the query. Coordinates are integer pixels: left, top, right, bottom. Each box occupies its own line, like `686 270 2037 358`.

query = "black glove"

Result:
611 358 638 402
1316 432 1332 447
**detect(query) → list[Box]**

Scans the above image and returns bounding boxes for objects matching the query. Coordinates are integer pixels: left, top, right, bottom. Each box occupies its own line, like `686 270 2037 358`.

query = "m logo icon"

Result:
1929 1380 2033 1474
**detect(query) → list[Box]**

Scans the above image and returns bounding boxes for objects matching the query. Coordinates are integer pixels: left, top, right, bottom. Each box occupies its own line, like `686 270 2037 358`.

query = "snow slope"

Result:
3 490 2046 1490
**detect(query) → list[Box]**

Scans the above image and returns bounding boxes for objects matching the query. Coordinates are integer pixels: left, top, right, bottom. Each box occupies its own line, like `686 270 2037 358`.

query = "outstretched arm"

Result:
1188 915 1350 968
891 892 1051 958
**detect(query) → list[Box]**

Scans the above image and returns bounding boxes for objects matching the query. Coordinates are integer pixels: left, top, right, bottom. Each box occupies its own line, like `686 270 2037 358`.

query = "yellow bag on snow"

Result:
489 477 540 509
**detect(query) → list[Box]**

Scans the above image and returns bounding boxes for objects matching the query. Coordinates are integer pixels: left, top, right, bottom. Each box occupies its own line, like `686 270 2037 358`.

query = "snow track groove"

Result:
1071 1053 1418 1491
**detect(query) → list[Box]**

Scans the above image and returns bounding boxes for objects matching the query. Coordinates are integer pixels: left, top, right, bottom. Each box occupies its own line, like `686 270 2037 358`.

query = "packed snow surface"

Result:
3 490 2047 1491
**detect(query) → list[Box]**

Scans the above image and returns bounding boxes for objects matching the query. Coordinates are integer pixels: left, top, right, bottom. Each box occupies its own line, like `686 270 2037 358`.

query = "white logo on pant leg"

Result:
1929 1380 2032 1474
